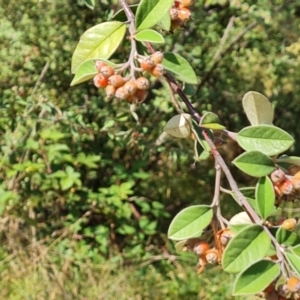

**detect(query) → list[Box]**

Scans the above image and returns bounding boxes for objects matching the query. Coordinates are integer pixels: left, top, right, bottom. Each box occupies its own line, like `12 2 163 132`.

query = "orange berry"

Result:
93 73 108 88
281 218 297 230
108 74 125 88
134 89 147 103
205 248 220 264
270 169 286 185
287 277 300 293
135 77 149 90
115 86 129 100
178 7 192 22
105 85 116 99
140 57 155 72
179 0 195 7
193 241 210 256
123 81 138 95
151 64 165 77
278 178 294 195
170 7 179 20
294 170 300 179
292 176 300 190
219 229 234 246
100 65 115 78
95 60 107 72
151 51 164 64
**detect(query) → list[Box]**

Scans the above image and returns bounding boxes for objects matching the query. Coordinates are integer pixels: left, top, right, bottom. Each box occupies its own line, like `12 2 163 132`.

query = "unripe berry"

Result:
108 74 125 88
115 86 129 100
205 248 219 264
178 7 192 22
123 81 138 95
105 85 116 99
100 65 115 78
93 73 108 88
287 277 300 293
151 51 164 64
278 178 294 195
140 57 155 72
135 77 149 90
281 218 297 230
151 64 165 77
95 60 107 72
193 241 210 256
270 169 286 185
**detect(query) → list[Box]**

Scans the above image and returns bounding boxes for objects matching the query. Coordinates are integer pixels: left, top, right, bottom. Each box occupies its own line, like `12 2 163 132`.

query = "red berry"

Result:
151 64 165 77
278 178 294 195
100 65 115 78
108 75 125 88
93 73 108 88
95 61 107 72
135 77 149 90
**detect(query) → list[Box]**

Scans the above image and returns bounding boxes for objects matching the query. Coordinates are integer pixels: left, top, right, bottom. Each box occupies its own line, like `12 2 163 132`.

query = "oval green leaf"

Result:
168 205 213 240
237 125 294 156
233 259 280 296
164 114 192 138
158 10 171 31
200 111 220 125
83 0 95 10
136 0 174 31
222 224 271 273
242 91 274 126
232 151 276 177
285 252 300 276
200 123 226 130
70 59 116 87
135 29 165 43
71 21 126 73
162 52 198 84
256 176 275 220
276 227 300 247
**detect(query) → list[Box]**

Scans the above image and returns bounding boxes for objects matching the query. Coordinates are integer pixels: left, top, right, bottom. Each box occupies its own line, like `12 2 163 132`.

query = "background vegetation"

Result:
1 0 300 299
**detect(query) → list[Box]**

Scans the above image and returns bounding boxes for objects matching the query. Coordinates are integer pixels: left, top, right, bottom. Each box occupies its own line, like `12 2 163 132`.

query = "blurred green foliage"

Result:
1 0 300 298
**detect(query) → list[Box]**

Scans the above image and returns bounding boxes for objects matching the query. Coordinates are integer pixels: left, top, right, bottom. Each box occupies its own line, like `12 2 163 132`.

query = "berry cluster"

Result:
270 169 300 201
93 61 149 103
183 228 234 274
139 51 165 77
170 0 194 31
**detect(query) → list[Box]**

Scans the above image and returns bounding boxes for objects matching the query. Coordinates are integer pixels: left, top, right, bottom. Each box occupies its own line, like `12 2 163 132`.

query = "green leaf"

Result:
256 176 275 220
111 5 138 22
200 123 226 130
71 22 126 73
292 245 300 257
40 129 65 141
232 151 275 177
71 59 116 86
164 114 192 138
136 0 174 31
200 111 220 125
242 91 274 126
158 10 171 31
276 156 300 167
162 52 198 84
222 224 271 273
276 227 300 247
237 125 294 156
285 252 300 276
83 0 95 10
175 240 188 253
168 205 213 240
60 177 74 191
232 260 280 296
135 29 165 43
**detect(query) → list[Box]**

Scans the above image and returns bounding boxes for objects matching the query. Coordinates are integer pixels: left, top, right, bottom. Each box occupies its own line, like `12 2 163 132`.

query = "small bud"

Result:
281 218 297 231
